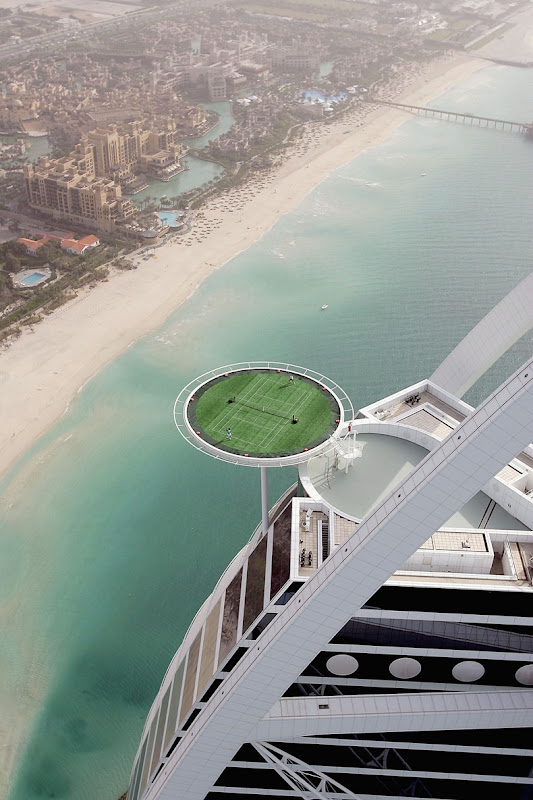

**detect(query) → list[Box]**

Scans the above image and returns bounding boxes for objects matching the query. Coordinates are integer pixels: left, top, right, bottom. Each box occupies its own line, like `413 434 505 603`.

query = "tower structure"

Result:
127 276 533 800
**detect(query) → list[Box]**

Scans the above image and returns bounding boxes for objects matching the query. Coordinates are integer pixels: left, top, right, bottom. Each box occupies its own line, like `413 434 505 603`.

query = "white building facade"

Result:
127 279 533 800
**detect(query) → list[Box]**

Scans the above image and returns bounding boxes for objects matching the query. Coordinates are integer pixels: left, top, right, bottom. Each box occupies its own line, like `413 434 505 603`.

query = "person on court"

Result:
226 427 232 440
289 374 294 383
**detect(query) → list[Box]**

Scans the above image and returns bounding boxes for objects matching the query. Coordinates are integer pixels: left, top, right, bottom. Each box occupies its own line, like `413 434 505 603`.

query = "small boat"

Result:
321 304 328 310
420 172 427 176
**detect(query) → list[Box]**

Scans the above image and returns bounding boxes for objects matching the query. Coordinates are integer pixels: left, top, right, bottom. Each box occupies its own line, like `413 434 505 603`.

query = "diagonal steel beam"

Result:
254 741 360 800
152 359 533 800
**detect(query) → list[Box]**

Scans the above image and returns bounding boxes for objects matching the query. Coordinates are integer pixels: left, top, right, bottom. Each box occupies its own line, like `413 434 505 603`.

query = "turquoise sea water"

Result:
2 64 532 800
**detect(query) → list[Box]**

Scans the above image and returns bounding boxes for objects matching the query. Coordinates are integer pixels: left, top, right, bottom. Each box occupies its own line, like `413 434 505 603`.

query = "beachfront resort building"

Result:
127 274 533 800
23 119 183 233
23 158 136 234
86 119 183 182
17 232 100 256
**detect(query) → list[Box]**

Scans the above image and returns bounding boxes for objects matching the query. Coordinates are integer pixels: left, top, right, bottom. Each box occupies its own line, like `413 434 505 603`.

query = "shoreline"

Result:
0 52 491 796
0 54 485 488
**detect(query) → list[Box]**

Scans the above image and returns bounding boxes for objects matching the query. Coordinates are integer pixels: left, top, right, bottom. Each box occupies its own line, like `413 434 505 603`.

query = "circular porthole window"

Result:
389 657 421 680
452 660 485 682
515 665 533 686
326 654 359 676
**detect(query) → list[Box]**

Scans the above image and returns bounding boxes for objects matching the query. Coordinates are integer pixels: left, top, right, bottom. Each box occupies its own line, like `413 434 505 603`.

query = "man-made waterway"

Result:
0 134 50 164
131 101 235 207
187 100 236 148
131 155 223 207
1 101 234 210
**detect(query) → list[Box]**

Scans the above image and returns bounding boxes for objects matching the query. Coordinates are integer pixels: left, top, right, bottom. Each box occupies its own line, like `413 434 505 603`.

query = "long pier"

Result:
368 99 533 138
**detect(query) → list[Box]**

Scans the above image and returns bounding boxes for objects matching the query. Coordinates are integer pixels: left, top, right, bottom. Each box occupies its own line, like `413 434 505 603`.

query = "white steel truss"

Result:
254 741 360 800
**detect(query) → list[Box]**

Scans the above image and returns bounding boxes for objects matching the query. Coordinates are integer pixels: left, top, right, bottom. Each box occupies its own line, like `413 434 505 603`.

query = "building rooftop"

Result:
303 432 429 521
297 425 531 587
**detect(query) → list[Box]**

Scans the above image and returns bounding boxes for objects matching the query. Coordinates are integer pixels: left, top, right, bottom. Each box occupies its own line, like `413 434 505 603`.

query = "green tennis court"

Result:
189 370 340 456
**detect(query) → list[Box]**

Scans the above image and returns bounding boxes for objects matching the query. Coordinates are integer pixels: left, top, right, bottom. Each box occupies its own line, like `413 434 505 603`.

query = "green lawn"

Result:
190 370 339 456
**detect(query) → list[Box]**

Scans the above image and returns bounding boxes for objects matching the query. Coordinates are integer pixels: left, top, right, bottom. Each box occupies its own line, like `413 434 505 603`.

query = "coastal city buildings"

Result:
87 119 183 184
23 119 183 232
17 231 100 256
127 276 533 800
23 156 136 234
3 0 527 242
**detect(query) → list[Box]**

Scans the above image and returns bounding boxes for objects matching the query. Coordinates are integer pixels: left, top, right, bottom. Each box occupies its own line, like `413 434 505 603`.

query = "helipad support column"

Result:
260 466 269 534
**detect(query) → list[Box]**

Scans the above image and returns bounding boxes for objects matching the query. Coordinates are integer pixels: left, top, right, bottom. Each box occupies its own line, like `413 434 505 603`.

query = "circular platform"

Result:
174 362 353 467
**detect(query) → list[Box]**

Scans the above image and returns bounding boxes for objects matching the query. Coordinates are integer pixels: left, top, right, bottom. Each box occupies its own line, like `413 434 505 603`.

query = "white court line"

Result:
215 412 270 435
255 389 329 450
255 414 287 450
208 376 271 432
231 377 324 450
214 388 322 441
239 375 278 408
206 374 330 450
213 385 283 431
254 389 314 449
255 391 310 450
211 402 281 442
211 408 268 436
242 376 302 417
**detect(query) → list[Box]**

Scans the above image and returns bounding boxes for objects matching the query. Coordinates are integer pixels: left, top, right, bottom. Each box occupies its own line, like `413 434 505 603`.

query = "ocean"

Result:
2 63 532 800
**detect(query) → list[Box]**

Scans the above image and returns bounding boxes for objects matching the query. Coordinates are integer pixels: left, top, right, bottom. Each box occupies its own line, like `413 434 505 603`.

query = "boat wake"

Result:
341 176 381 188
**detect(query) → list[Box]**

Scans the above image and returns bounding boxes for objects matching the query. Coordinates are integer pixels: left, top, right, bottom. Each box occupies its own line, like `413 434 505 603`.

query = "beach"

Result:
474 3 533 64
0 54 485 486
3 53 532 800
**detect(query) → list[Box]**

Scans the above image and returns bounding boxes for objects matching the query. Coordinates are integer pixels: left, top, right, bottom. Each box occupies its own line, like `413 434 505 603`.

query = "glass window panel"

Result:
243 535 268 633
365 586 533 616
270 507 292 600
150 684 171 776
146 707 161 782
218 568 243 667
180 632 201 726
248 612 276 640
333 618 533 652
127 759 141 800
128 736 147 800
197 600 221 700
163 660 185 754
139 716 157 795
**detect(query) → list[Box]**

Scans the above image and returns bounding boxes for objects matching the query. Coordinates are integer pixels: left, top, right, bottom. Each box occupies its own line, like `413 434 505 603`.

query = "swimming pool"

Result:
21 271 47 287
158 211 183 227
297 89 347 104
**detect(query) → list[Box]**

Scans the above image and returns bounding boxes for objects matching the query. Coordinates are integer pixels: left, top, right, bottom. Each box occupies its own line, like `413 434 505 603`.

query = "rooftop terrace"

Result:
303 433 428 521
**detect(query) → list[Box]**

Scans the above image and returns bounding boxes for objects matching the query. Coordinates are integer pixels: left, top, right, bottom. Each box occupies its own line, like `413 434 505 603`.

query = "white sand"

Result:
0 55 485 486
474 4 533 64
